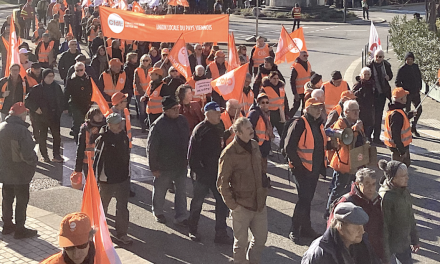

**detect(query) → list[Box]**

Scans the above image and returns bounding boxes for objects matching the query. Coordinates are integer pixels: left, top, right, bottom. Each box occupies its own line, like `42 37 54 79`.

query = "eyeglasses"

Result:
162 54 168 57
65 242 89 251
259 101 269 104
76 69 84 72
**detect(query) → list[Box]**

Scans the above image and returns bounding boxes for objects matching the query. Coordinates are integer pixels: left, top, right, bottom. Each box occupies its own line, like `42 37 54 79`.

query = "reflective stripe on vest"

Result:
383 109 412 148
88 28 96 42
82 129 96 164
323 80 348 113
296 116 327 171
102 71 126 98
38 41 54 63
0 81 26 110
252 44 270 66
291 61 311 95
134 67 151 96
255 115 269 146
293 7 301 19
242 90 254 114
146 82 163 114
264 85 285 111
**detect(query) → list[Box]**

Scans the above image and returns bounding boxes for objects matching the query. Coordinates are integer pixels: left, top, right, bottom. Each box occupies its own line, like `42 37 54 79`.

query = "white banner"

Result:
195 79 212 95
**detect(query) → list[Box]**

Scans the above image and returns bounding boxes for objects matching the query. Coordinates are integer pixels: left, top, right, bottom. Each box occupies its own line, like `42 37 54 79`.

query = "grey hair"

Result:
311 89 324 101
330 218 343 229
168 66 176 75
74 62 85 69
343 100 359 113
194 43 202 50
360 67 371 76
355 168 377 183
374 49 384 57
232 117 251 134
226 99 239 109
195 65 205 72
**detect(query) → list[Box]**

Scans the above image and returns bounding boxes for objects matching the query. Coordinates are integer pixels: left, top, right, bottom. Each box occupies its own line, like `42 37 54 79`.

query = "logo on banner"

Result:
290 38 303 53
178 47 189 66
108 13 124 34
216 76 235 95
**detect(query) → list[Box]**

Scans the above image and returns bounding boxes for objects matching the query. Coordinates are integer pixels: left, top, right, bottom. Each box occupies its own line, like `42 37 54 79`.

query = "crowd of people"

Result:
0 1 426 264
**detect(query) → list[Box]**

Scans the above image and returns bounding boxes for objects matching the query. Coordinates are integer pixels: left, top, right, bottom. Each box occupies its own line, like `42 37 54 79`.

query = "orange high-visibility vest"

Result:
58 8 65 23
293 7 301 19
0 80 26 110
242 90 254 114
384 109 412 148
40 252 66 264
52 3 60 16
102 71 126 98
323 80 348 113
88 27 96 42
296 116 327 172
207 61 228 79
291 61 311 95
38 41 54 63
134 67 151 96
146 82 164 114
263 85 285 111
25 70 39 87
331 103 343 117
221 111 243 145
107 108 132 148
252 44 270 66
254 115 269 146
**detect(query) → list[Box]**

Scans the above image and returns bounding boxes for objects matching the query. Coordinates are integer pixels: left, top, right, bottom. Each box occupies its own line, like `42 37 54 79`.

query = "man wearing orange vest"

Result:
285 98 327 244
291 3 301 32
109 92 132 149
99 58 129 103
35 33 56 69
141 67 169 126
87 18 100 56
220 99 243 146
241 73 254 115
325 90 357 129
40 212 96 264
206 50 228 107
249 36 274 76
253 56 285 98
290 51 311 117
0 64 27 121
384 87 414 167
25 63 43 141
322 70 350 114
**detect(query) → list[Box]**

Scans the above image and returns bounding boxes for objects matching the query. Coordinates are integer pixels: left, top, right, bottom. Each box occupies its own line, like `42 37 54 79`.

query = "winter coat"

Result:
253 63 285 97
189 53 207 74
90 54 108 77
20 2 35 20
59 40 81 54
90 37 104 55
75 120 105 172
261 77 289 116
123 62 137 95
47 19 61 40
64 73 93 112
352 76 375 128
395 63 422 95
179 102 204 133
0 76 27 115
0 115 37 185
58 50 81 80
25 81 66 123
66 64 98 87
368 60 393 99
153 59 172 77
162 76 185 97
147 113 190 172
379 183 419 261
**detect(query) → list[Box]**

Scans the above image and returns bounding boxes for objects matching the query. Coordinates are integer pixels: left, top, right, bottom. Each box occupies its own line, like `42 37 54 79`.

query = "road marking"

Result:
344 56 362 87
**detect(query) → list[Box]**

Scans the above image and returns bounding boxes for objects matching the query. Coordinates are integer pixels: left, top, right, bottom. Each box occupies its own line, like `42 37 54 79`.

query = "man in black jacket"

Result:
58 39 81 82
93 113 132 245
395 52 422 138
189 43 207 74
0 64 27 121
253 56 285 98
147 96 190 225
187 101 231 244
64 62 93 143
66 54 98 85
0 102 38 239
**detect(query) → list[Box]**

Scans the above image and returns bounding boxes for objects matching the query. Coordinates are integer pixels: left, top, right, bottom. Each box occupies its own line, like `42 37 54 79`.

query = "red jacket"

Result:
327 183 386 262
179 101 204 133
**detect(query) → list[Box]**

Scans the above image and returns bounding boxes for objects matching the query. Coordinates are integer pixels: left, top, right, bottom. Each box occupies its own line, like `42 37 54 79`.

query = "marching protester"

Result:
285 98 327 244
378 159 419 264
0 64 27 121
395 52 423 138
163 66 186 97
90 45 109 77
291 3 301 32
249 36 275 76
325 90 357 129
368 49 393 145
310 89 327 123
141 68 169 126
40 212 96 263
206 50 228 107
32 22 46 44
19 48 32 71
221 99 243 145
47 14 61 55
303 73 323 101
352 67 375 140
37 0 48 25
241 73 254 115
253 56 285 98
290 50 311 116
90 30 104 56
134 54 153 132
176 84 204 133
35 33 56 69
58 32 81 54
237 45 249 63
108 39 124 62
186 65 208 105
124 52 139 106
87 18 100 56
99 58 129 103
66 54 99 85
20 0 34 40
322 70 350 114
189 43 207 73
58 39 81 83
147 96 190 225
25 62 43 89
153 48 172 74
188 101 232 244
218 117 269 264
149 47 161 66
0 102 38 239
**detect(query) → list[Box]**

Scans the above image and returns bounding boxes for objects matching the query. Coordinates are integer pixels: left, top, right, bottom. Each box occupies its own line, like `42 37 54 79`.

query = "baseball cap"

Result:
111 92 128 106
106 112 123 124
334 202 369 225
150 67 163 76
257 93 269 101
109 58 123 67
161 48 169 55
340 90 356 100
19 48 28 54
9 102 27 116
215 50 225 58
305 97 324 108
392 87 409 98
59 212 92 247
204 101 221 112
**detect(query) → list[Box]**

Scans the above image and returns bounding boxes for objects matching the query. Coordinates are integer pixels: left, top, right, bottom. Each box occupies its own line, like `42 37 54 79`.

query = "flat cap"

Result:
334 202 369 225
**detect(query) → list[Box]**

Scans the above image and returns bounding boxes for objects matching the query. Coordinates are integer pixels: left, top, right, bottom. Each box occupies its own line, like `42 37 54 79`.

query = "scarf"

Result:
372 62 386 94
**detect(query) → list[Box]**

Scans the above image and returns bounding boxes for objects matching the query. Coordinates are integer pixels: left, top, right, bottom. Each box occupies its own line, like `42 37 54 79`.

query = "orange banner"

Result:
168 36 192 80
168 0 189 7
99 6 228 42
285 28 307 63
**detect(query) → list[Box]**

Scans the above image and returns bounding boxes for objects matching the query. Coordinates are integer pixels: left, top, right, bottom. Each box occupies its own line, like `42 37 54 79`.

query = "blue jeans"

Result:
135 95 147 130
326 171 355 211
392 247 413 264
152 169 188 221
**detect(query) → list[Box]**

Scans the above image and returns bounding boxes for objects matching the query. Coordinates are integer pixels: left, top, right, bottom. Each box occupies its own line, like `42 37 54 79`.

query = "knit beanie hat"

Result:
378 159 405 184
264 56 274 66
162 96 178 111
310 73 322 85
404 52 415 60
42 68 54 79
331 70 342 80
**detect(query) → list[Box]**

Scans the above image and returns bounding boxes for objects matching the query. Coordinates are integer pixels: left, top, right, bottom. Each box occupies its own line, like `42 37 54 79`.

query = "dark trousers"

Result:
252 67 259 77
391 148 411 168
188 180 228 234
148 113 161 127
74 24 82 42
363 7 369 19
292 19 300 32
326 171 355 211
36 118 61 158
290 171 319 233
2 184 30 230
24 19 31 39
393 246 413 264
38 11 47 25
70 105 87 143
290 93 305 117
53 39 60 55
30 112 40 142
373 93 387 141
100 178 130 237
269 110 285 137
60 23 65 37
405 93 422 128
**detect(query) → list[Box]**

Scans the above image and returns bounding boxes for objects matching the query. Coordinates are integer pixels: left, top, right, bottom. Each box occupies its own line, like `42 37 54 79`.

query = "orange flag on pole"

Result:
211 63 248 101
285 27 307 63
168 35 192 80
119 0 128 10
227 32 240 72
177 0 189 7
91 79 110 116
132 1 145 13
5 15 24 78
274 26 300 65
81 153 122 264
35 14 39 28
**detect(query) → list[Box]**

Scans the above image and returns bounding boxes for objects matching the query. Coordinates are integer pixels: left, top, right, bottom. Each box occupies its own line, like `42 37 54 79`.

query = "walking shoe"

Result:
41 155 51 163
372 138 384 146
52 154 64 163
288 230 300 244
154 214 167 224
14 228 38 239
412 127 421 137
301 227 321 239
130 190 136 197
115 235 133 245
173 218 189 227
189 232 201 242
214 233 233 245
168 185 175 194
1 224 16 235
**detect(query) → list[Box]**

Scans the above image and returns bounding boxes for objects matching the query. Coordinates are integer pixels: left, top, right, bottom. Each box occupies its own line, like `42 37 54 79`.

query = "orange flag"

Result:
132 1 144 13
168 35 192 80
177 0 189 7
168 0 177 6
91 79 110 116
211 63 248 101
285 27 307 63
35 14 39 28
274 26 300 65
81 153 122 264
119 0 128 10
63 0 68 7
5 15 24 78
227 32 240 72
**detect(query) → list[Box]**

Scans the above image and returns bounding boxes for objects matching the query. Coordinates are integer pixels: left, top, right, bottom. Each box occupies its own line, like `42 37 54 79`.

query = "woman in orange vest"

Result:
261 71 289 138
141 67 169 126
291 3 301 32
253 56 285 99
242 73 254 115
249 36 274 76
134 54 152 133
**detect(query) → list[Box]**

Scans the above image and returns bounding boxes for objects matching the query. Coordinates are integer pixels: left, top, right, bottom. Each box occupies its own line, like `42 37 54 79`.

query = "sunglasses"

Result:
259 101 269 104
162 54 168 56
170 70 178 72
142 60 150 62
76 69 84 72
65 242 89 251
376 56 383 58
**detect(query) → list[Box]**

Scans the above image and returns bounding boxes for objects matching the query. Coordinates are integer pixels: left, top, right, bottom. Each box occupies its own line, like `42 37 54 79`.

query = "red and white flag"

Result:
211 63 248 101
368 21 381 60
274 26 299 65
168 36 192 79
227 32 240 72
285 27 307 63
91 79 110 116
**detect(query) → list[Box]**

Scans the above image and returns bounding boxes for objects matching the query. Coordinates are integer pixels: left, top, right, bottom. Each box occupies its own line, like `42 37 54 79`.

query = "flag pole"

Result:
99 10 110 64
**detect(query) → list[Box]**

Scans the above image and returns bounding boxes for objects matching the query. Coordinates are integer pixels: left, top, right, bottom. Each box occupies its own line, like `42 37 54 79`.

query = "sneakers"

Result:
52 154 64 163
189 232 201 242
1 224 16 235
411 127 421 138
214 233 233 245
288 231 300 244
14 227 38 239
115 235 133 245
155 214 167 224
173 218 189 228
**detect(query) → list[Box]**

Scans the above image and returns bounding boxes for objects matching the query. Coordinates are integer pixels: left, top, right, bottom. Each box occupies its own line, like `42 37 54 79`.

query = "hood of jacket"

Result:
262 77 285 89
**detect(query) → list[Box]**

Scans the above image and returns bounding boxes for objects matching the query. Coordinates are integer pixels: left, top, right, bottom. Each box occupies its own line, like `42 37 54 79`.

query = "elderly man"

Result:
0 102 38 239
147 96 190 226
383 87 414 167
218 117 269 264
58 39 81 82
59 32 81 54
153 48 172 75
325 90 357 129
186 65 208 105
99 58 129 103
221 99 243 145
188 102 231 244
253 56 285 98
322 71 350 114
285 98 327 244
66 54 99 85
19 48 32 71
0 64 27 121
310 89 327 123
242 73 254 115
290 51 312 117
249 36 274 76
163 66 185 97
302 202 380 264
35 33 56 68
64 62 92 142
41 212 96 263
328 168 386 263
189 43 207 73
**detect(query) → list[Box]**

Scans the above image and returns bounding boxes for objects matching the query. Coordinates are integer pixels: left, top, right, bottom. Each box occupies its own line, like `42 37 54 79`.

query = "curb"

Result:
348 18 387 25
0 4 19 10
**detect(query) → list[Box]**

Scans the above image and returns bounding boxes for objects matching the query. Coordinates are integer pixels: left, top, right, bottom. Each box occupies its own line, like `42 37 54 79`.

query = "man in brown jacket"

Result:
218 117 269 264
